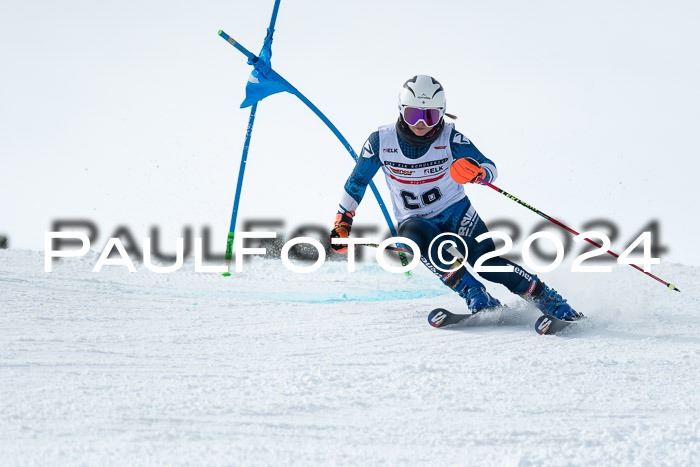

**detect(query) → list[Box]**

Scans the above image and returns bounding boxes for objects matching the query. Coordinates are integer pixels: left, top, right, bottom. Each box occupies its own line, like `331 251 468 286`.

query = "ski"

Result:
428 308 476 328
534 314 578 335
430 308 581 334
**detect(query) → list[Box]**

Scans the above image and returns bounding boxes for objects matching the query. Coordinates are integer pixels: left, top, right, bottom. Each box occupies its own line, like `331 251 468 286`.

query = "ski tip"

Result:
535 314 582 335
428 308 449 328
535 315 553 335
218 29 223 35
221 272 231 277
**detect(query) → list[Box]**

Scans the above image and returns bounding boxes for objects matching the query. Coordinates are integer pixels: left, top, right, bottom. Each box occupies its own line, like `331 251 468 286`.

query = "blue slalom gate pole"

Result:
285 82 398 237
223 103 257 276
219 31 398 236
221 1 279 276
219 0 410 273
218 30 410 272
218 30 255 61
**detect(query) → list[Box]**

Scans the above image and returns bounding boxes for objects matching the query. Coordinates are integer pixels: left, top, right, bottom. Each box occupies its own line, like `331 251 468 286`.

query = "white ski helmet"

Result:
398 75 446 119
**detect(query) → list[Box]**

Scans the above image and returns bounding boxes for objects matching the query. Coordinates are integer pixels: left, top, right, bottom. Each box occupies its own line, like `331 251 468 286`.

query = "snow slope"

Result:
1 249 698 465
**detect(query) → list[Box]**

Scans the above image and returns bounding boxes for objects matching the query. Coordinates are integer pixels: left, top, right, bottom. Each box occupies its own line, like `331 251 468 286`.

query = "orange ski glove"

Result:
450 157 486 184
329 211 355 253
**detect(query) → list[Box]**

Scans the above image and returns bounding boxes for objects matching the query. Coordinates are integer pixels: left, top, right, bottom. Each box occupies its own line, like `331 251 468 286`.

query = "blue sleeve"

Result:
338 131 382 213
450 127 498 183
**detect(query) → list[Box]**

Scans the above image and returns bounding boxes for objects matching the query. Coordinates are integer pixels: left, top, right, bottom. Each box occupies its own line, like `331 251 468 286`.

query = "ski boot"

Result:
442 264 501 314
521 279 582 321
464 286 502 313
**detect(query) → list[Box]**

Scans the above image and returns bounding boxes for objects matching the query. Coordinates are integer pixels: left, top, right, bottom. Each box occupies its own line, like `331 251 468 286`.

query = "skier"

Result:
329 75 581 321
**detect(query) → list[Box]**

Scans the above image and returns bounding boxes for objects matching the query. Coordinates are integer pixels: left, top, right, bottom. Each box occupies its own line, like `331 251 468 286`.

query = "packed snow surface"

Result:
1 249 699 465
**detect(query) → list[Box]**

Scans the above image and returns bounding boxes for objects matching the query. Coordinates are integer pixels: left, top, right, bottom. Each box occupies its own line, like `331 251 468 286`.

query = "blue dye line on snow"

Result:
227 288 446 304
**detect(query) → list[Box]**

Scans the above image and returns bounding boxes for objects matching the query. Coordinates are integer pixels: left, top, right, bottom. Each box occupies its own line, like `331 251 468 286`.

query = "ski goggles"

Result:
401 106 443 127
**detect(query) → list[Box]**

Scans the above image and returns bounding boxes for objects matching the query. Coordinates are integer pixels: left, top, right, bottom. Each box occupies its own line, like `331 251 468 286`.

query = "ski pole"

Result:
477 178 680 292
356 243 412 254
356 242 465 258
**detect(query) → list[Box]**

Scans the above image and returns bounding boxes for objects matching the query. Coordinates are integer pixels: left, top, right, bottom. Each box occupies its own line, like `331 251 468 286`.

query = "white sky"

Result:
1 0 699 266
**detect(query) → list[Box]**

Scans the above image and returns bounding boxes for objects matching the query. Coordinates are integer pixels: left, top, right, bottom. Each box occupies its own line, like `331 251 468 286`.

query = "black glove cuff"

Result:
336 211 355 226
464 157 481 168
